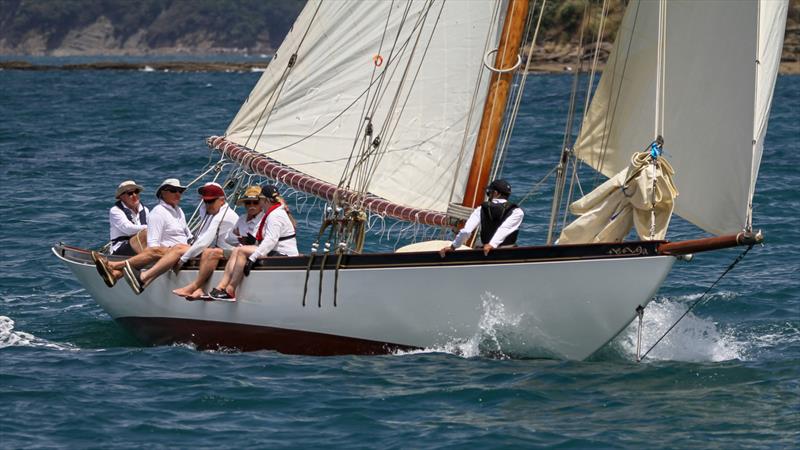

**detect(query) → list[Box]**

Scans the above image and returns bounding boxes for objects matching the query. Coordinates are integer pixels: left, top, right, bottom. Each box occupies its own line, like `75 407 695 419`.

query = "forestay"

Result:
573 0 788 235
225 0 505 214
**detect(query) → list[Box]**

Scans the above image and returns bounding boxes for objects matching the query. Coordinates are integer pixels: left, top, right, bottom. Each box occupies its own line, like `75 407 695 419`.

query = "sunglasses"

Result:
163 188 183 194
243 200 260 206
203 198 219 204
123 190 140 196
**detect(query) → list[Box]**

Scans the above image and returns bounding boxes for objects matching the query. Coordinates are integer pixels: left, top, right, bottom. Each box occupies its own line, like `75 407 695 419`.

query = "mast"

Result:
462 0 530 208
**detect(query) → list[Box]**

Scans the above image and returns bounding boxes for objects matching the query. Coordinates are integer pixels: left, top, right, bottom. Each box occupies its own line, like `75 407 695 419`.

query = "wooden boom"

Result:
657 231 763 256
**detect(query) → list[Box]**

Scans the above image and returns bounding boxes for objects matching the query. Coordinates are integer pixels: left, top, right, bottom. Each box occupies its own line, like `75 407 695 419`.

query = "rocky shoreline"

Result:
2 59 798 75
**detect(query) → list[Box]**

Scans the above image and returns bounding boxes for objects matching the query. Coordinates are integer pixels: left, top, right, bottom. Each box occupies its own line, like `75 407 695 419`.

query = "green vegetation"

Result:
0 0 304 51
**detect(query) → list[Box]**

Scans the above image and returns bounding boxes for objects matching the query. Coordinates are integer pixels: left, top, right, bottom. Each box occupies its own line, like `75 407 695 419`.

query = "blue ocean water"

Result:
0 62 798 448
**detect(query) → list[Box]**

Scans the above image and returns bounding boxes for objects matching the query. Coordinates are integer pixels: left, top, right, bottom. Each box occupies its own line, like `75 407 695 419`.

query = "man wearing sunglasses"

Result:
208 183 298 301
109 180 150 256
122 181 241 295
439 179 524 257
93 178 191 291
170 183 248 300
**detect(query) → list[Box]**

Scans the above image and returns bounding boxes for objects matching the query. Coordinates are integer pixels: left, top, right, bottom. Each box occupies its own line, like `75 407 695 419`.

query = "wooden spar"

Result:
207 136 449 226
462 0 530 208
657 231 763 256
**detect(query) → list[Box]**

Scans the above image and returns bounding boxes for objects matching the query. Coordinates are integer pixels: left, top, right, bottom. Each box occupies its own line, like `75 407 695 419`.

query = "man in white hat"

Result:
173 185 263 300
109 180 149 256
124 181 244 295
92 178 191 290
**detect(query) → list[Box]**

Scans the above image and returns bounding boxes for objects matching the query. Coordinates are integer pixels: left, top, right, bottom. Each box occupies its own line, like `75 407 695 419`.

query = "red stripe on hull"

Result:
116 317 418 355
207 136 449 226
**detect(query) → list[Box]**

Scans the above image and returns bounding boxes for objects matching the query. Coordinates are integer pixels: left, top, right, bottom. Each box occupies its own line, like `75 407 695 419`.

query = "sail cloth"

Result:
224 0 505 215
558 152 677 244
573 0 788 236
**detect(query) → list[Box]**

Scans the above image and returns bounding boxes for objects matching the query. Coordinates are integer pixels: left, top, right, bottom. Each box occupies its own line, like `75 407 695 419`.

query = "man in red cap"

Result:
120 182 238 295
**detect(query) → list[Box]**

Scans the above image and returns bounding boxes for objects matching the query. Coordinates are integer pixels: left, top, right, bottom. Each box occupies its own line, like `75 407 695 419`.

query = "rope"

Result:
639 244 755 362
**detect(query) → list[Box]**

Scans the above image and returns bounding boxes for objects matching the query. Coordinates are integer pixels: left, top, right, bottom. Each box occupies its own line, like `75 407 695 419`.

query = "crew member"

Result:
209 184 298 301
92 178 191 291
439 179 524 257
109 180 149 256
171 184 257 300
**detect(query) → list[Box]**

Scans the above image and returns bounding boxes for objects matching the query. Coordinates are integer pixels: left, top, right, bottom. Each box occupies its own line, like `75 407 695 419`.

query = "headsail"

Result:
223 0 505 217
573 0 788 235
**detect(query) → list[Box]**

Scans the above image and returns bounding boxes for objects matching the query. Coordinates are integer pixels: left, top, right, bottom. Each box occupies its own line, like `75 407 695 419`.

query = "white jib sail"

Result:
225 0 505 214
573 0 788 236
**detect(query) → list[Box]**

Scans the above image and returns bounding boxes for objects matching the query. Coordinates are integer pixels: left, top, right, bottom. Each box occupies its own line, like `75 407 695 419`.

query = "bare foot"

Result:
186 288 206 300
172 286 197 297
111 268 124 280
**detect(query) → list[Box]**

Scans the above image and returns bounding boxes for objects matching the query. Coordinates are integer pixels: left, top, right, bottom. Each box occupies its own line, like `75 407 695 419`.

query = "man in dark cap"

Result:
439 179 524 257
209 183 298 301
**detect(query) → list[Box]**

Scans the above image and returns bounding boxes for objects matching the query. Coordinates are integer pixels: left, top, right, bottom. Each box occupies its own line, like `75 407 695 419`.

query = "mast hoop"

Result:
482 49 522 73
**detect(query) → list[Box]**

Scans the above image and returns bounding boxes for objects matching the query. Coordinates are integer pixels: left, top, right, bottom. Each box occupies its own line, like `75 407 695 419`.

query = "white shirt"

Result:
109 202 149 253
451 199 524 249
249 205 299 260
180 203 239 263
224 211 264 246
146 200 192 248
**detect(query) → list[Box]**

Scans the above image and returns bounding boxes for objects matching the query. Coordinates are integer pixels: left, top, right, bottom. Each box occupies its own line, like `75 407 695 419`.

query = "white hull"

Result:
54 244 675 360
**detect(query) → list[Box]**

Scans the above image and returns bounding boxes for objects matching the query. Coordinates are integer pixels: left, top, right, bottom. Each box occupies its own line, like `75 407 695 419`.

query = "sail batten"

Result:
225 0 505 215
573 0 788 236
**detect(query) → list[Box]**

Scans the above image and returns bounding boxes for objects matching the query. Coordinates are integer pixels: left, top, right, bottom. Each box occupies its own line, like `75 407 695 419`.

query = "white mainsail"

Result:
225 0 505 214
573 0 788 236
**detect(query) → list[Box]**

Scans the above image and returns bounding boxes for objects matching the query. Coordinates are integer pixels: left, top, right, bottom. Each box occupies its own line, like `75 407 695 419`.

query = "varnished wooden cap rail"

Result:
658 231 763 256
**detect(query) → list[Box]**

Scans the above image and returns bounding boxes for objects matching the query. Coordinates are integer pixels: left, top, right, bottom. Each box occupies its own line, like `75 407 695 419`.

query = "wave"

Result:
613 296 746 362
395 292 560 359
0 316 77 351
395 291 799 363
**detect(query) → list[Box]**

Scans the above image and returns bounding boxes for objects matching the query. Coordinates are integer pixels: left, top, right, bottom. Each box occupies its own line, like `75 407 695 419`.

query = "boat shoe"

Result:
91 251 116 288
122 261 144 295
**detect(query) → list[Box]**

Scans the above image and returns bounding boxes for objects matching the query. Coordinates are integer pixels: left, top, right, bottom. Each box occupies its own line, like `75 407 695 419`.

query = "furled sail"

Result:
222 0 505 217
573 0 788 235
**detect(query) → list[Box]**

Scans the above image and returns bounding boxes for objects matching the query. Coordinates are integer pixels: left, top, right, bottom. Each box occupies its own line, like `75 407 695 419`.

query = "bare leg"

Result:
226 247 258 296
173 248 223 297
130 229 148 254
213 246 257 292
140 244 190 287
105 247 166 280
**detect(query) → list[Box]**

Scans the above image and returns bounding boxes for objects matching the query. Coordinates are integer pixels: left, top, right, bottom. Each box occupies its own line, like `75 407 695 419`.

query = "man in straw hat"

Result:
109 180 150 256
171 184 259 300
208 183 298 301
92 178 191 291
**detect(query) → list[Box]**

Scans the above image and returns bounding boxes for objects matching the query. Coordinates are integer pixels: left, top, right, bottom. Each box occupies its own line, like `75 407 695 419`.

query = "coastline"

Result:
3 60 799 74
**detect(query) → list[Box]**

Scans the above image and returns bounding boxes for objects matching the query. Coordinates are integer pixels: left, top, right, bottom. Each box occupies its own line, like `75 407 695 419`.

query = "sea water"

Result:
1 60 798 448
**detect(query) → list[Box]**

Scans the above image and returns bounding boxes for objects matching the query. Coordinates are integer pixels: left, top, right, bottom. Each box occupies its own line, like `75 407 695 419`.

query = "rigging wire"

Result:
466 0 525 209
591 0 641 189
639 244 755 362
242 0 324 152
444 0 503 217
492 0 547 181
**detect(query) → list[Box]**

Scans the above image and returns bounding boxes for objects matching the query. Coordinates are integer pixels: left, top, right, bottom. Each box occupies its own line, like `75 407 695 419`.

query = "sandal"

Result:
91 251 116 288
122 261 144 295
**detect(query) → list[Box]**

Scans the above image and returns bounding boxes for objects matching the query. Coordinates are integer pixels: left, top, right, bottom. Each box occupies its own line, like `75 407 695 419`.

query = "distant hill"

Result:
0 0 305 55
0 0 797 68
